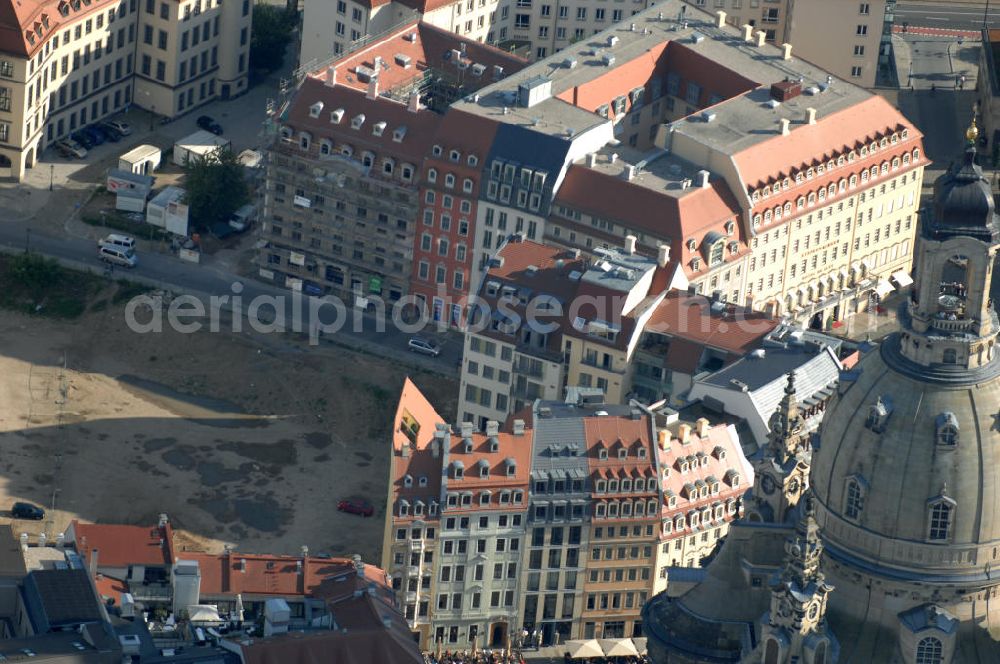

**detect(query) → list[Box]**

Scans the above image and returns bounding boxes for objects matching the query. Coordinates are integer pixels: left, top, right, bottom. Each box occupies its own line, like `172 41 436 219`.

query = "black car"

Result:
71 130 95 149
95 123 122 142
197 115 223 135
11 502 44 520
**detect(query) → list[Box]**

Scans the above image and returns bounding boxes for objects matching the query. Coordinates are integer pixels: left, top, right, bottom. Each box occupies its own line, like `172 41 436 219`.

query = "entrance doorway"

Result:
809 311 824 330
489 622 507 648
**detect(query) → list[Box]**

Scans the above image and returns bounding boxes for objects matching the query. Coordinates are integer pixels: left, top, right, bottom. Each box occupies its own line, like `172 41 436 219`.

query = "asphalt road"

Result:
0 220 463 376
896 1 999 30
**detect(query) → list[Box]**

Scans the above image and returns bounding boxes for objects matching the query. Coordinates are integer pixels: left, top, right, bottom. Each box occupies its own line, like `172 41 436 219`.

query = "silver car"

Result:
408 337 441 356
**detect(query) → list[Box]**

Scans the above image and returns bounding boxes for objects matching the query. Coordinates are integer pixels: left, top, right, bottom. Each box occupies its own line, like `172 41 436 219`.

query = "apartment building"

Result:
411 109 499 326
458 239 586 428
650 417 751 594
520 397 594 646
580 406 659 640
385 378 530 651
0 0 249 179
261 21 525 302
687 0 893 87
383 377 447 646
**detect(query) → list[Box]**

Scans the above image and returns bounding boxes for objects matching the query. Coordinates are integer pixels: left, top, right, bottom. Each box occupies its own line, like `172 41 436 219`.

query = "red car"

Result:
338 499 374 517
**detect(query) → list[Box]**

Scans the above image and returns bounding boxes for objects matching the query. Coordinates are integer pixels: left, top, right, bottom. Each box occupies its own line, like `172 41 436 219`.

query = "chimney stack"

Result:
587 153 597 167
56 533 65 549
657 244 671 267
407 92 422 113
353 554 364 577
367 77 379 100
678 423 692 444
19 533 27 552
697 169 710 188
325 67 337 87
301 545 309 558
806 107 817 125
624 235 637 255
610 153 619 164
239 558 247 572
513 419 526 436
431 438 441 458
623 165 637 181
780 118 791 136
695 417 710 438
159 513 169 529
781 42 793 60
373 56 383 70
460 422 474 438
755 30 767 47
89 548 99 577
716 10 726 27
657 429 670 450
38 533 46 547
742 24 754 42
485 420 500 436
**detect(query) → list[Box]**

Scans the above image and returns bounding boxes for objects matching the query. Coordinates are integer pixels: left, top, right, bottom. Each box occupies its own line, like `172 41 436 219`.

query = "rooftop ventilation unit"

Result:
765 99 781 109
804 85 820 95
394 53 412 68
701 110 716 123
404 32 417 42
770 79 802 102
690 32 705 43
602 54 616 67
607 35 619 47
354 65 376 83
471 63 486 76
518 76 552 108
563 57 577 69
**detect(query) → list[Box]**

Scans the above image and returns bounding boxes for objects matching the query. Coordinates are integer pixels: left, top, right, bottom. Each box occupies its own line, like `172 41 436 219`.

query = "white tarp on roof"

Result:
187 605 223 623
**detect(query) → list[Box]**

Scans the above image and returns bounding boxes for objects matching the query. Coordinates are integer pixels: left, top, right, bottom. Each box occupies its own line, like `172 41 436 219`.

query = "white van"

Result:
99 245 138 268
98 234 136 251
229 204 256 232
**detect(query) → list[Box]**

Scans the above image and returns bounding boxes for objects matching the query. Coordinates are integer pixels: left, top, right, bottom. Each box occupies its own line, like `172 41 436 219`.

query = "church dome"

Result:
930 147 1000 242
811 337 1000 579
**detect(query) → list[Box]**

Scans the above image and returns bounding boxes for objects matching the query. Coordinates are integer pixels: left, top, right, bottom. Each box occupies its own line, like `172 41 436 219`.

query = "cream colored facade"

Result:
562 338 628 404
745 151 924 327
0 0 249 180
299 0 406 67
133 0 251 117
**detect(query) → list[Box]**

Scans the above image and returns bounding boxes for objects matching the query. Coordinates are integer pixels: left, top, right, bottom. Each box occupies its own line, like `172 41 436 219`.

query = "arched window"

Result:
936 412 959 446
928 500 954 541
710 240 725 266
915 636 943 664
845 478 865 520
943 348 957 364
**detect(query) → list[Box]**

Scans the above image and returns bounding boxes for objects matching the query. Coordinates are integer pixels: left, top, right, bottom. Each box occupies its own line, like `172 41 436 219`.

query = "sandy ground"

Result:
0 293 457 562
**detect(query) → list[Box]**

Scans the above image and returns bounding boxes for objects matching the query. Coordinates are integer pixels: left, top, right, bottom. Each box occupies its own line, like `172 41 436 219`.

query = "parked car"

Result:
105 119 132 135
302 282 324 296
197 115 223 135
408 336 441 357
11 502 44 520
98 234 136 251
82 126 105 145
95 123 123 142
71 131 95 149
99 245 138 268
55 138 87 159
337 499 374 517
228 204 256 232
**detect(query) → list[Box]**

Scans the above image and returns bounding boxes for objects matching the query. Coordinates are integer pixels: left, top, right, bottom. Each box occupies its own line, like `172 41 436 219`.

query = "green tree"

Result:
183 149 249 232
250 4 295 74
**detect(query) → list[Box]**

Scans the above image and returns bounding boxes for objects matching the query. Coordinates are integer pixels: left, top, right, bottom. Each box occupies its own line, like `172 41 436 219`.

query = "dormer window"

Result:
505 458 516 476
637 447 647 459
936 412 959 447
725 470 741 487
634 478 645 491
463 437 474 453
865 396 893 433
340 144 353 157
468 155 478 166
608 479 619 493
361 152 375 168
598 448 608 460
596 479 606 493
452 461 464 479
432 144 443 157
308 101 324 118
399 500 409 516
429 501 438 516
418 476 428 487
621 479 632 492
479 492 491 505
372 121 387 137
330 109 344 124
427 168 437 183
447 493 458 507
351 114 366 130
489 437 499 452
319 139 332 155
403 474 413 488
478 459 490 478
449 150 460 162
393 126 407 142
383 159 395 175
413 501 424 516
617 448 627 459
595 503 607 517
299 133 311 150
445 173 455 188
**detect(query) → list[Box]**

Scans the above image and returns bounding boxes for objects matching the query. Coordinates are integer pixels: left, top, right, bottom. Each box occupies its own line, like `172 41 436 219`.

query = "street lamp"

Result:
49 163 54 191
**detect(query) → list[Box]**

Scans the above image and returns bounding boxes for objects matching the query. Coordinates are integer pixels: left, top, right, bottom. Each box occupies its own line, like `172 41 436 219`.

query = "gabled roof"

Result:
642 292 779 356
182 553 386 598
392 378 446 508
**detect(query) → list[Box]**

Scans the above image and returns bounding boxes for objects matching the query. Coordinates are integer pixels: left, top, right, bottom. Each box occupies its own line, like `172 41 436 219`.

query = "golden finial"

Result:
966 115 980 144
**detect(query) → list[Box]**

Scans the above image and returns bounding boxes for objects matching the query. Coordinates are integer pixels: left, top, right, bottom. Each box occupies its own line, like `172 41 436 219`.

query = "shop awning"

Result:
892 270 914 287
874 280 895 299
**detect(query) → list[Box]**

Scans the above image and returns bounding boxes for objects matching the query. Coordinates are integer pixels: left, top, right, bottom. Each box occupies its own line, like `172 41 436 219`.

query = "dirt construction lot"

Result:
0 294 456 562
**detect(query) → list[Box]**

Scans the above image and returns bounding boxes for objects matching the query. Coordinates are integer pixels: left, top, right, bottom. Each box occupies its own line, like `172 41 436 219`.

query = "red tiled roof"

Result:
320 21 526 95
93 574 127 606
70 520 173 568
554 166 744 273
0 0 116 57
391 378 446 514
732 95 923 191
643 292 779 355
285 77 442 163
182 552 386 598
